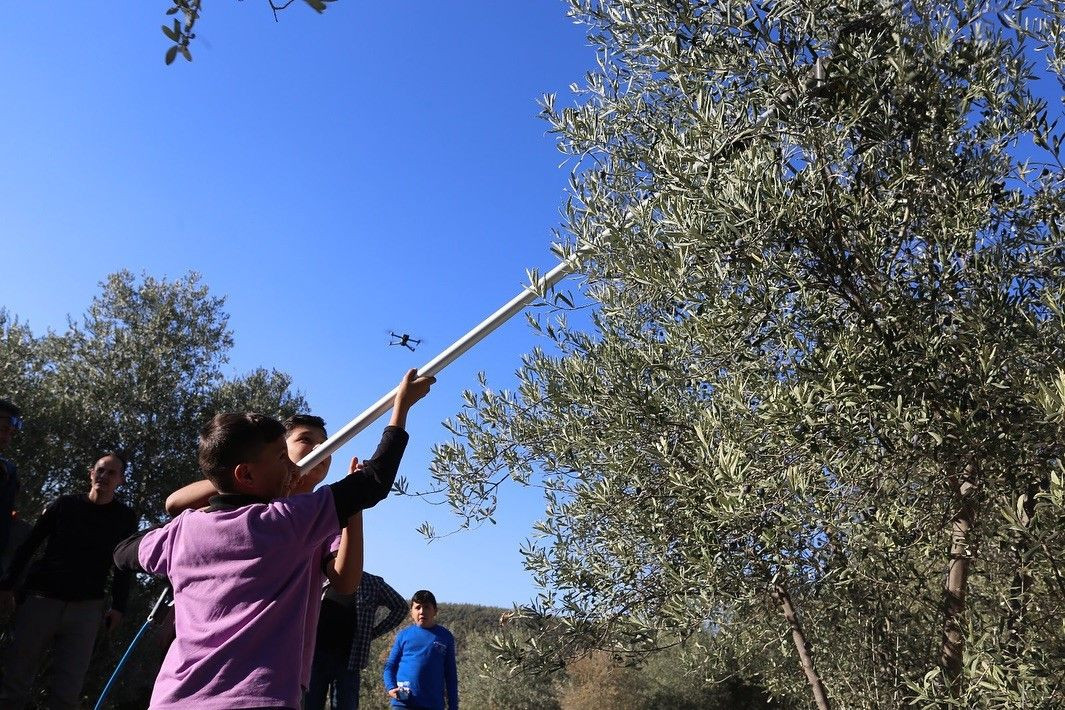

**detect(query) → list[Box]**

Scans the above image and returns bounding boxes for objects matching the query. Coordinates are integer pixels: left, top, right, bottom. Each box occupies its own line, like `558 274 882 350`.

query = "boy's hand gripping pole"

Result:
296 249 584 474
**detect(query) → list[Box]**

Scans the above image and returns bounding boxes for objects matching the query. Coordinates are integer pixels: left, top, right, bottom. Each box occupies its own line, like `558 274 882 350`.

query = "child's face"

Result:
286 425 329 469
410 601 437 628
286 425 330 492
244 435 298 499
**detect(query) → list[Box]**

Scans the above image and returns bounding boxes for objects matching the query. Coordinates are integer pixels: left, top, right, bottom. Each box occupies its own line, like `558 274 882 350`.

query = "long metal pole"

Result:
297 251 582 474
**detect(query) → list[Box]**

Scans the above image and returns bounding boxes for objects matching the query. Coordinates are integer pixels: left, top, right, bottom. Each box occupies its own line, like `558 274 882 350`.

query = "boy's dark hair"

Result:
199 413 286 491
95 450 129 471
283 414 327 436
0 399 20 418
411 589 438 608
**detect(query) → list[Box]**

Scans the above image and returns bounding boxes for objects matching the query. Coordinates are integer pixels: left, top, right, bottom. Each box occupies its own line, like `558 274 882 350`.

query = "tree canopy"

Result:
0 270 307 525
431 1 1065 707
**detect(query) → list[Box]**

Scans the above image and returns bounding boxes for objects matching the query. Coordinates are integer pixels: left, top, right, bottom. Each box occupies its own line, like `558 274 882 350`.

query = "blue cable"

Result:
93 588 170 710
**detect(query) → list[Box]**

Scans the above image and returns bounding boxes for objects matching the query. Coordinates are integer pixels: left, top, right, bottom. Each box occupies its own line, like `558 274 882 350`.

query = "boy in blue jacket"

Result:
383 589 458 710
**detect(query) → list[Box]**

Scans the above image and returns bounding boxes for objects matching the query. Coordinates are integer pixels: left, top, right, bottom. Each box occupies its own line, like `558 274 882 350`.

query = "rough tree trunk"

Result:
772 582 831 710
939 464 979 694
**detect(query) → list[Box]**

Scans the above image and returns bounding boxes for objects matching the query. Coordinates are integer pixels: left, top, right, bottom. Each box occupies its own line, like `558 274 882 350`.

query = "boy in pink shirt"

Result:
115 369 433 709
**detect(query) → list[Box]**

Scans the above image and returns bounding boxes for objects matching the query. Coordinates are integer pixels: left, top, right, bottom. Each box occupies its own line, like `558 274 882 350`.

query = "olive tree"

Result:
430 1 1065 707
0 270 308 525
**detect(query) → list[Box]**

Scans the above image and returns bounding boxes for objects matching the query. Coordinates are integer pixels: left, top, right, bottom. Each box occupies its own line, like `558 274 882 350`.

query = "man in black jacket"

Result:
0 451 136 710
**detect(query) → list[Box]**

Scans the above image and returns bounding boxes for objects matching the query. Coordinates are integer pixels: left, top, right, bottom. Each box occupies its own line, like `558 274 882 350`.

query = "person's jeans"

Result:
0 594 104 710
305 646 362 710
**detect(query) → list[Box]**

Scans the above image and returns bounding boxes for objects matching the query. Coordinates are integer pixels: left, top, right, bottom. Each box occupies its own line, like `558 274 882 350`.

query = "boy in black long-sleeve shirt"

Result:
0 451 136 710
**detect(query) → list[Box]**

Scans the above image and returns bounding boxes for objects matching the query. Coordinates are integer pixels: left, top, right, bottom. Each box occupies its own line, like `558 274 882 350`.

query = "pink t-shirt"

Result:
138 488 340 709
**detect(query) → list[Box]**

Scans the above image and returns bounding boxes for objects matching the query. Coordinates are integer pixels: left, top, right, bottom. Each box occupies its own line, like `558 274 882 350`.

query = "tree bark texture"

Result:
772 582 831 710
939 465 979 694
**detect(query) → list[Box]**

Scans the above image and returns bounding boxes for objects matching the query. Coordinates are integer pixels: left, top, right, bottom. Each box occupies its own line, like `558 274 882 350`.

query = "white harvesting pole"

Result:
296 251 583 474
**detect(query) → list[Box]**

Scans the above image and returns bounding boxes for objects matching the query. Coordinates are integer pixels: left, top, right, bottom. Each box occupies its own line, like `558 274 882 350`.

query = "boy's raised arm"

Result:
327 426 407 521
113 529 151 573
386 368 435 431
327 369 434 523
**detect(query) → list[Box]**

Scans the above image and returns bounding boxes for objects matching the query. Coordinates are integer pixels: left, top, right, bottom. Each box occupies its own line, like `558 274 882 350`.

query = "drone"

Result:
388 332 422 351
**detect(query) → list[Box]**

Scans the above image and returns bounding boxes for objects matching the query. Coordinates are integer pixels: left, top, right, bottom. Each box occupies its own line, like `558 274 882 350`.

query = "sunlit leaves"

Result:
431 0 1065 707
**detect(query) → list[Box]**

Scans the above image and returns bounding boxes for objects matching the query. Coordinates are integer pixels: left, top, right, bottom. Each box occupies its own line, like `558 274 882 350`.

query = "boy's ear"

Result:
233 462 254 488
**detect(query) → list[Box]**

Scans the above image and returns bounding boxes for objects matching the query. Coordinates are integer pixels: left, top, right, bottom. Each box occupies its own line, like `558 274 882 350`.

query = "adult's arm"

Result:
372 578 409 639
0 500 58 589
0 460 19 568
108 512 139 612
109 567 133 614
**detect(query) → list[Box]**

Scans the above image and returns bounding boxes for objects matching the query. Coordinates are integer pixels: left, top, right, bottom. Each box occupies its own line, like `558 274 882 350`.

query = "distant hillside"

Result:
360 601 787 710
436 601 512 634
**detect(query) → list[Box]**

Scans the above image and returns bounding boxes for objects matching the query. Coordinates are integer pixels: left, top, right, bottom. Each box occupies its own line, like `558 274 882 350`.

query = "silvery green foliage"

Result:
0 271 307 526
430 0 1065 707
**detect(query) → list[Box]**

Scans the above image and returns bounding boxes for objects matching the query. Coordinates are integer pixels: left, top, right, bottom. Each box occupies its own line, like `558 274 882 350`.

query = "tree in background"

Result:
0 270 307 525
211 368 307 420
432 0 1065 707
459 628 562 710
558 650 640 710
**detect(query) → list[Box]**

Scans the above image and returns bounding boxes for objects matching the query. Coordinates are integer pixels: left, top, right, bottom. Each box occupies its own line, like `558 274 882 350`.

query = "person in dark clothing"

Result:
306 571 409 710
0 451 137 710
0 398 23 575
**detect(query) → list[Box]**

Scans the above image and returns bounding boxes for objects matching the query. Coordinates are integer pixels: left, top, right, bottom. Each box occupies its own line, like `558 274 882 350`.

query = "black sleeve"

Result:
110 566 133 613
327 426 409 524
113 529 151 574
109 511 139 612
0 499 59 589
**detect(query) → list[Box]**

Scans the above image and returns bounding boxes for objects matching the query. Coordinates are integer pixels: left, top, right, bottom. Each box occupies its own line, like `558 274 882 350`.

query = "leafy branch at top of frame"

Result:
161 0 338 65
162 0 201 65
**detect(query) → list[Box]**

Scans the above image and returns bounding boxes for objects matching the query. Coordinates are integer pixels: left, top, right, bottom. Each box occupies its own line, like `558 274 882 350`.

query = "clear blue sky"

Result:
1 2 594 608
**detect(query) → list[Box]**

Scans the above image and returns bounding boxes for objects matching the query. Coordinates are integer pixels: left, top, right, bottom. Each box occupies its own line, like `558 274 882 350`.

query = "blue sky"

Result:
1 2 595 608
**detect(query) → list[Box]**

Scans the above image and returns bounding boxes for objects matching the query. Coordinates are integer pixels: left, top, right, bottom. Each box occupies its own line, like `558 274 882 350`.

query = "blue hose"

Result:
93 588 170 710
